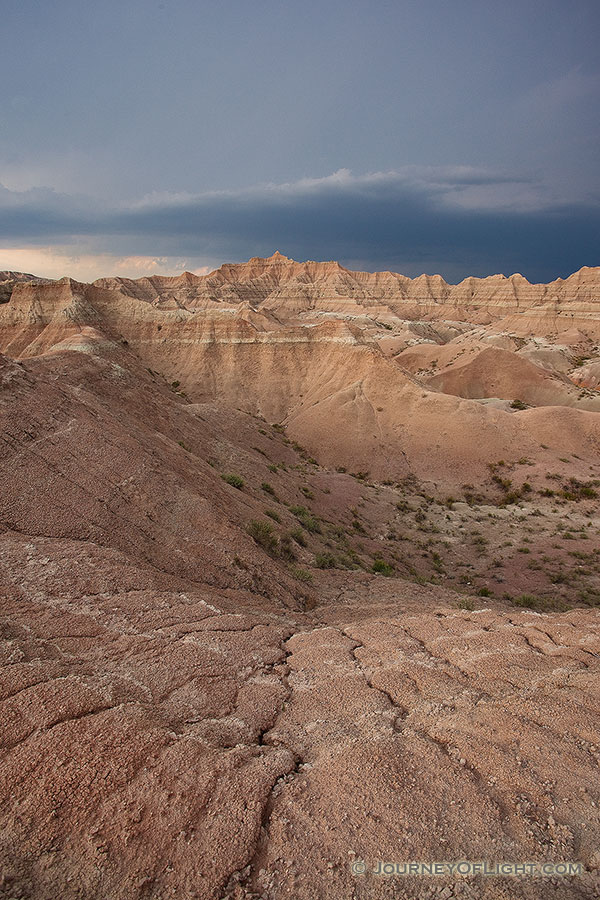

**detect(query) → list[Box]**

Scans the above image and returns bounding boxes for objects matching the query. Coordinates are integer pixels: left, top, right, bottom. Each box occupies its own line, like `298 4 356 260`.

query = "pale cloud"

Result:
134 166 531 210
0 246 216 281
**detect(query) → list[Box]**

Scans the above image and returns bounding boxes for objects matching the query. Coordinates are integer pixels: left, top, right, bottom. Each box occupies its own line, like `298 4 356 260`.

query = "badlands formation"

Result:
0 253 599 900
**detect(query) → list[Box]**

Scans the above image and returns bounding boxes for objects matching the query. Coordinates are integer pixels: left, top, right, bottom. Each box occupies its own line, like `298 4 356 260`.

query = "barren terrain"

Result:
0 255 599 899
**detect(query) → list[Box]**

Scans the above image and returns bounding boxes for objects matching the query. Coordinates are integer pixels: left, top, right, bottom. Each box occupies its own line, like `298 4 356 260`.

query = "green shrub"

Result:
372 559 393 576
289 527 307 547
560 478 599 501
314 552 337 569
510 399 527 410
265 508 281 522
290 505 321 533
261 481 277 497
290 566 313 583
292 441 308 456
492 474 512 491
431 552 445 572
458 597 475 610
222 473 245 490
246 520 278 554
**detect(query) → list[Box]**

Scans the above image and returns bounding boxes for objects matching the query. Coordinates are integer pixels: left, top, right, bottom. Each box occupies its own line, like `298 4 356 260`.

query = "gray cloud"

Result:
1 169 598 283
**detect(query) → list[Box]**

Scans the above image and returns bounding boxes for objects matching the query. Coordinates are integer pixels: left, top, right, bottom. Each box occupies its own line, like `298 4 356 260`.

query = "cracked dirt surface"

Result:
1 531 599 900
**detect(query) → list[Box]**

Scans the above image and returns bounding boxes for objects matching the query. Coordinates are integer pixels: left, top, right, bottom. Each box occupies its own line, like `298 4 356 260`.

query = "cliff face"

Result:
1 255 600 484
94 253 600 324
0 270 50 304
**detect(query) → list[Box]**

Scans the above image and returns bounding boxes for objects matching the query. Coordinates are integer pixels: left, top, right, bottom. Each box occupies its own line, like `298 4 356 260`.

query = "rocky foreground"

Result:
2 548 599 900
0 257 599 899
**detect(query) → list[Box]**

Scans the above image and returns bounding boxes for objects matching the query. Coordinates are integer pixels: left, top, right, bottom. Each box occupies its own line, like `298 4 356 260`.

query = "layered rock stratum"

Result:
0 254 599 899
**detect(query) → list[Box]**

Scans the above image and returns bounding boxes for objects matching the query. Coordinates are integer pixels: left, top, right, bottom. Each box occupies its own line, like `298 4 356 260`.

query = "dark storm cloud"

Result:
1 1 599 281
1 170 598 283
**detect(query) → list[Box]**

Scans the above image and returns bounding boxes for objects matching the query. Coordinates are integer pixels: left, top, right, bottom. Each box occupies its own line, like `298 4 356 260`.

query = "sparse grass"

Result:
457 597 475 611
246 519 278 554
290 566 313 583
431 552 445 573
264 509 281 522
261 481 277 498
511 593 568 611
314 552 337 569
290 527 307 547
221 473 245 490
559 478 598 501
512 594 537 608
290 506 321 533
372 559 394 576
279 534 296 561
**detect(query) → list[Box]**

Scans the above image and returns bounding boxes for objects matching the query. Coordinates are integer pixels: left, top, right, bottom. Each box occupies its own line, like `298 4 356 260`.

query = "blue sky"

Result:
1 0 599 281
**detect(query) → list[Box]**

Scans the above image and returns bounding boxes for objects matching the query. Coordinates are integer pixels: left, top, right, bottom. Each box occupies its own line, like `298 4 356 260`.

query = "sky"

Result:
1 0 599 283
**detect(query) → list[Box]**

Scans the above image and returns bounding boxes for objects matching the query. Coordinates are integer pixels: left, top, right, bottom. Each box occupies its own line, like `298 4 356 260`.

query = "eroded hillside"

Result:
0 255 599 899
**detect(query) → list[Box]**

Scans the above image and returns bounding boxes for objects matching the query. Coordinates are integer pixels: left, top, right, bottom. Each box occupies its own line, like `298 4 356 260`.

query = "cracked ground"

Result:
1 348 599 900
2 533 599 900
